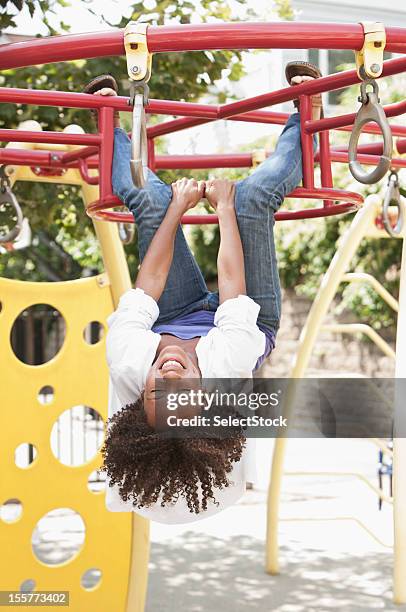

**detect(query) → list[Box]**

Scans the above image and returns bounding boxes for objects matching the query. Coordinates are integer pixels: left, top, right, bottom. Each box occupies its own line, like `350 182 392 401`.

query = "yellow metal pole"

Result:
80 182 150 612
393 235 406 604
80 182 131 302
321 323 396 359
266 195 382 575
342 272 399 312
10 162 149 612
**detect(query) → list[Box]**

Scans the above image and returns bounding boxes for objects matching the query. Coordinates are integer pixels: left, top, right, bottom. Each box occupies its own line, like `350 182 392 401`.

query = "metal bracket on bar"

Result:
124 21 152 82
356 22 386 79
124 21 151 188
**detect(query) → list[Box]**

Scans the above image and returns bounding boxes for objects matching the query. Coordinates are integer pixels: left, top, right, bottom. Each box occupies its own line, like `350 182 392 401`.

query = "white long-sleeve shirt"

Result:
105 288 265 523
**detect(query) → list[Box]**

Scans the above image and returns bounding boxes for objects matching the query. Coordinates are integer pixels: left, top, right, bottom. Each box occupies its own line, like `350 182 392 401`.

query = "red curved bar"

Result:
4 21 406 226
86 188 363 224
1 23 406 71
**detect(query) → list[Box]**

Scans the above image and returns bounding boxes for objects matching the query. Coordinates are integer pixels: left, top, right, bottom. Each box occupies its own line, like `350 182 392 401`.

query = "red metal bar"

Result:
155 151 406 169
331 140 406 155
2 24 406 71
78 159 99 185
86 187 363 224
155 153 254 169
148 99 218 118
145 23 406 54
319 126 334 207
300 96 314 189
397 139 406 154
306 98 406 134
60 145 99 164
2 146 406 171
322 150 406 168
0 149 53 166
0 86 297 121
148 117 208 139
147 109 406 139
0 128 100 146
332 142 384 155
147 138 156 172
98 107 114 201
0 147 99 168
147 111 289 138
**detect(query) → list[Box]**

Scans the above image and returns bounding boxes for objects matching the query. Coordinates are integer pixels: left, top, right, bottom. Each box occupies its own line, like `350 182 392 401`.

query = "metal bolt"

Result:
131 65 141 75
97 273 110 287
370 63 380 74
50 153 59 161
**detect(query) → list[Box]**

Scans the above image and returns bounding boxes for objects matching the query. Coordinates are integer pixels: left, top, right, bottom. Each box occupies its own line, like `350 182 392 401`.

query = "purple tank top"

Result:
152 310 275 371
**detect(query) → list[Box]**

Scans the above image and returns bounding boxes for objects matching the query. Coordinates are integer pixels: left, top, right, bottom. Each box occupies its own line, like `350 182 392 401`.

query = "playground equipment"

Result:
266 191 406 604
1 19 406 611
0 121 150 612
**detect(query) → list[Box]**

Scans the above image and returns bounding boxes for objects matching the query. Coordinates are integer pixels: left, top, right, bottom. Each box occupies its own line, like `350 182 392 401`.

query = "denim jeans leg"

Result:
234 113 306 334
111 127 210 322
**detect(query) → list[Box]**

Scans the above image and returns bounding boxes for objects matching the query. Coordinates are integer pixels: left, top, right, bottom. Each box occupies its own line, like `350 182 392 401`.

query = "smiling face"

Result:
143 344 201 427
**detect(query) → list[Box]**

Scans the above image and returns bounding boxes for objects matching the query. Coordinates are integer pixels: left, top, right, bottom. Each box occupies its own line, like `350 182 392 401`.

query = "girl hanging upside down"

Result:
85 62 322 523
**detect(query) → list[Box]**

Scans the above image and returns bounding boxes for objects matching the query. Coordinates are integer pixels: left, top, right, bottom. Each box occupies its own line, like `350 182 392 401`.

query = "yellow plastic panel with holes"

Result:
0 274 133 611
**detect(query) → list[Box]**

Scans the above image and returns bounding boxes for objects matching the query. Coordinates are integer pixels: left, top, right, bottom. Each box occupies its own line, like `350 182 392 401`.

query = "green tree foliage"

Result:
0 0 248 280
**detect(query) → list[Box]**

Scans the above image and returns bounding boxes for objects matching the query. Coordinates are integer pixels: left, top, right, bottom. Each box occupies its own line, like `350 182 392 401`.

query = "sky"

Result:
5 0 269 36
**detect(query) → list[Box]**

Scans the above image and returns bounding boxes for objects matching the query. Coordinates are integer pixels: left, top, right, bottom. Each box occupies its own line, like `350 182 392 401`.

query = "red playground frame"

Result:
1 22 406 223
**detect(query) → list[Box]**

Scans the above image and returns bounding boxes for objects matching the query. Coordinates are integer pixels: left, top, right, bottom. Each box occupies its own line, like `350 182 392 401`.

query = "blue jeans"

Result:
112 113 306 334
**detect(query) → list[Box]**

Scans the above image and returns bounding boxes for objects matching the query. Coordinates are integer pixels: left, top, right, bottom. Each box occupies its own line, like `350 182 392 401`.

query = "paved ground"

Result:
147 439 405 612
22 436 404 610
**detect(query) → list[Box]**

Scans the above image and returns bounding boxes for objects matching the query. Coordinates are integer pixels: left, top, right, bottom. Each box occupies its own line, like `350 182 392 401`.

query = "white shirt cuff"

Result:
214 294 260 327
113 287 160 327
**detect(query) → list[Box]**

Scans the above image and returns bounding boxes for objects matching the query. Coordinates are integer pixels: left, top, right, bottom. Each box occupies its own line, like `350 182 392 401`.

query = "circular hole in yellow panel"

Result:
87 469 106 494
32 508 85 565
81 568 102 590
83 321 104 345
0 498 23 523
37 385 55 405
50 406 105 467
15 443 37 468
20 579 36 593
10 304 66 365
0 301 3 314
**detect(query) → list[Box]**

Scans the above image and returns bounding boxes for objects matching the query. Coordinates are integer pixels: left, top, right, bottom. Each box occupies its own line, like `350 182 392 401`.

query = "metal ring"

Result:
118 222 136 244
130 86 149 188
349 90 392 184
0 182 23 244
382 172 404 237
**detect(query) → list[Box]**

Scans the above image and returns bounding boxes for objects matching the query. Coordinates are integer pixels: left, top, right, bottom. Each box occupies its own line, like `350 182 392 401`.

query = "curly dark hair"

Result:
100 398 245 515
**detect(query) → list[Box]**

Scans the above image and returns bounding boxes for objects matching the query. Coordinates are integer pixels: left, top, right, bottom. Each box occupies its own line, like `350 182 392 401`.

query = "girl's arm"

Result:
205 179 246 304
135 178 205 301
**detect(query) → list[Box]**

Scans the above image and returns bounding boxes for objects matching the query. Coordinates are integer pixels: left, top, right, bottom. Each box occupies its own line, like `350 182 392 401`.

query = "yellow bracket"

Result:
124 21 152 82
355 21 386 79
